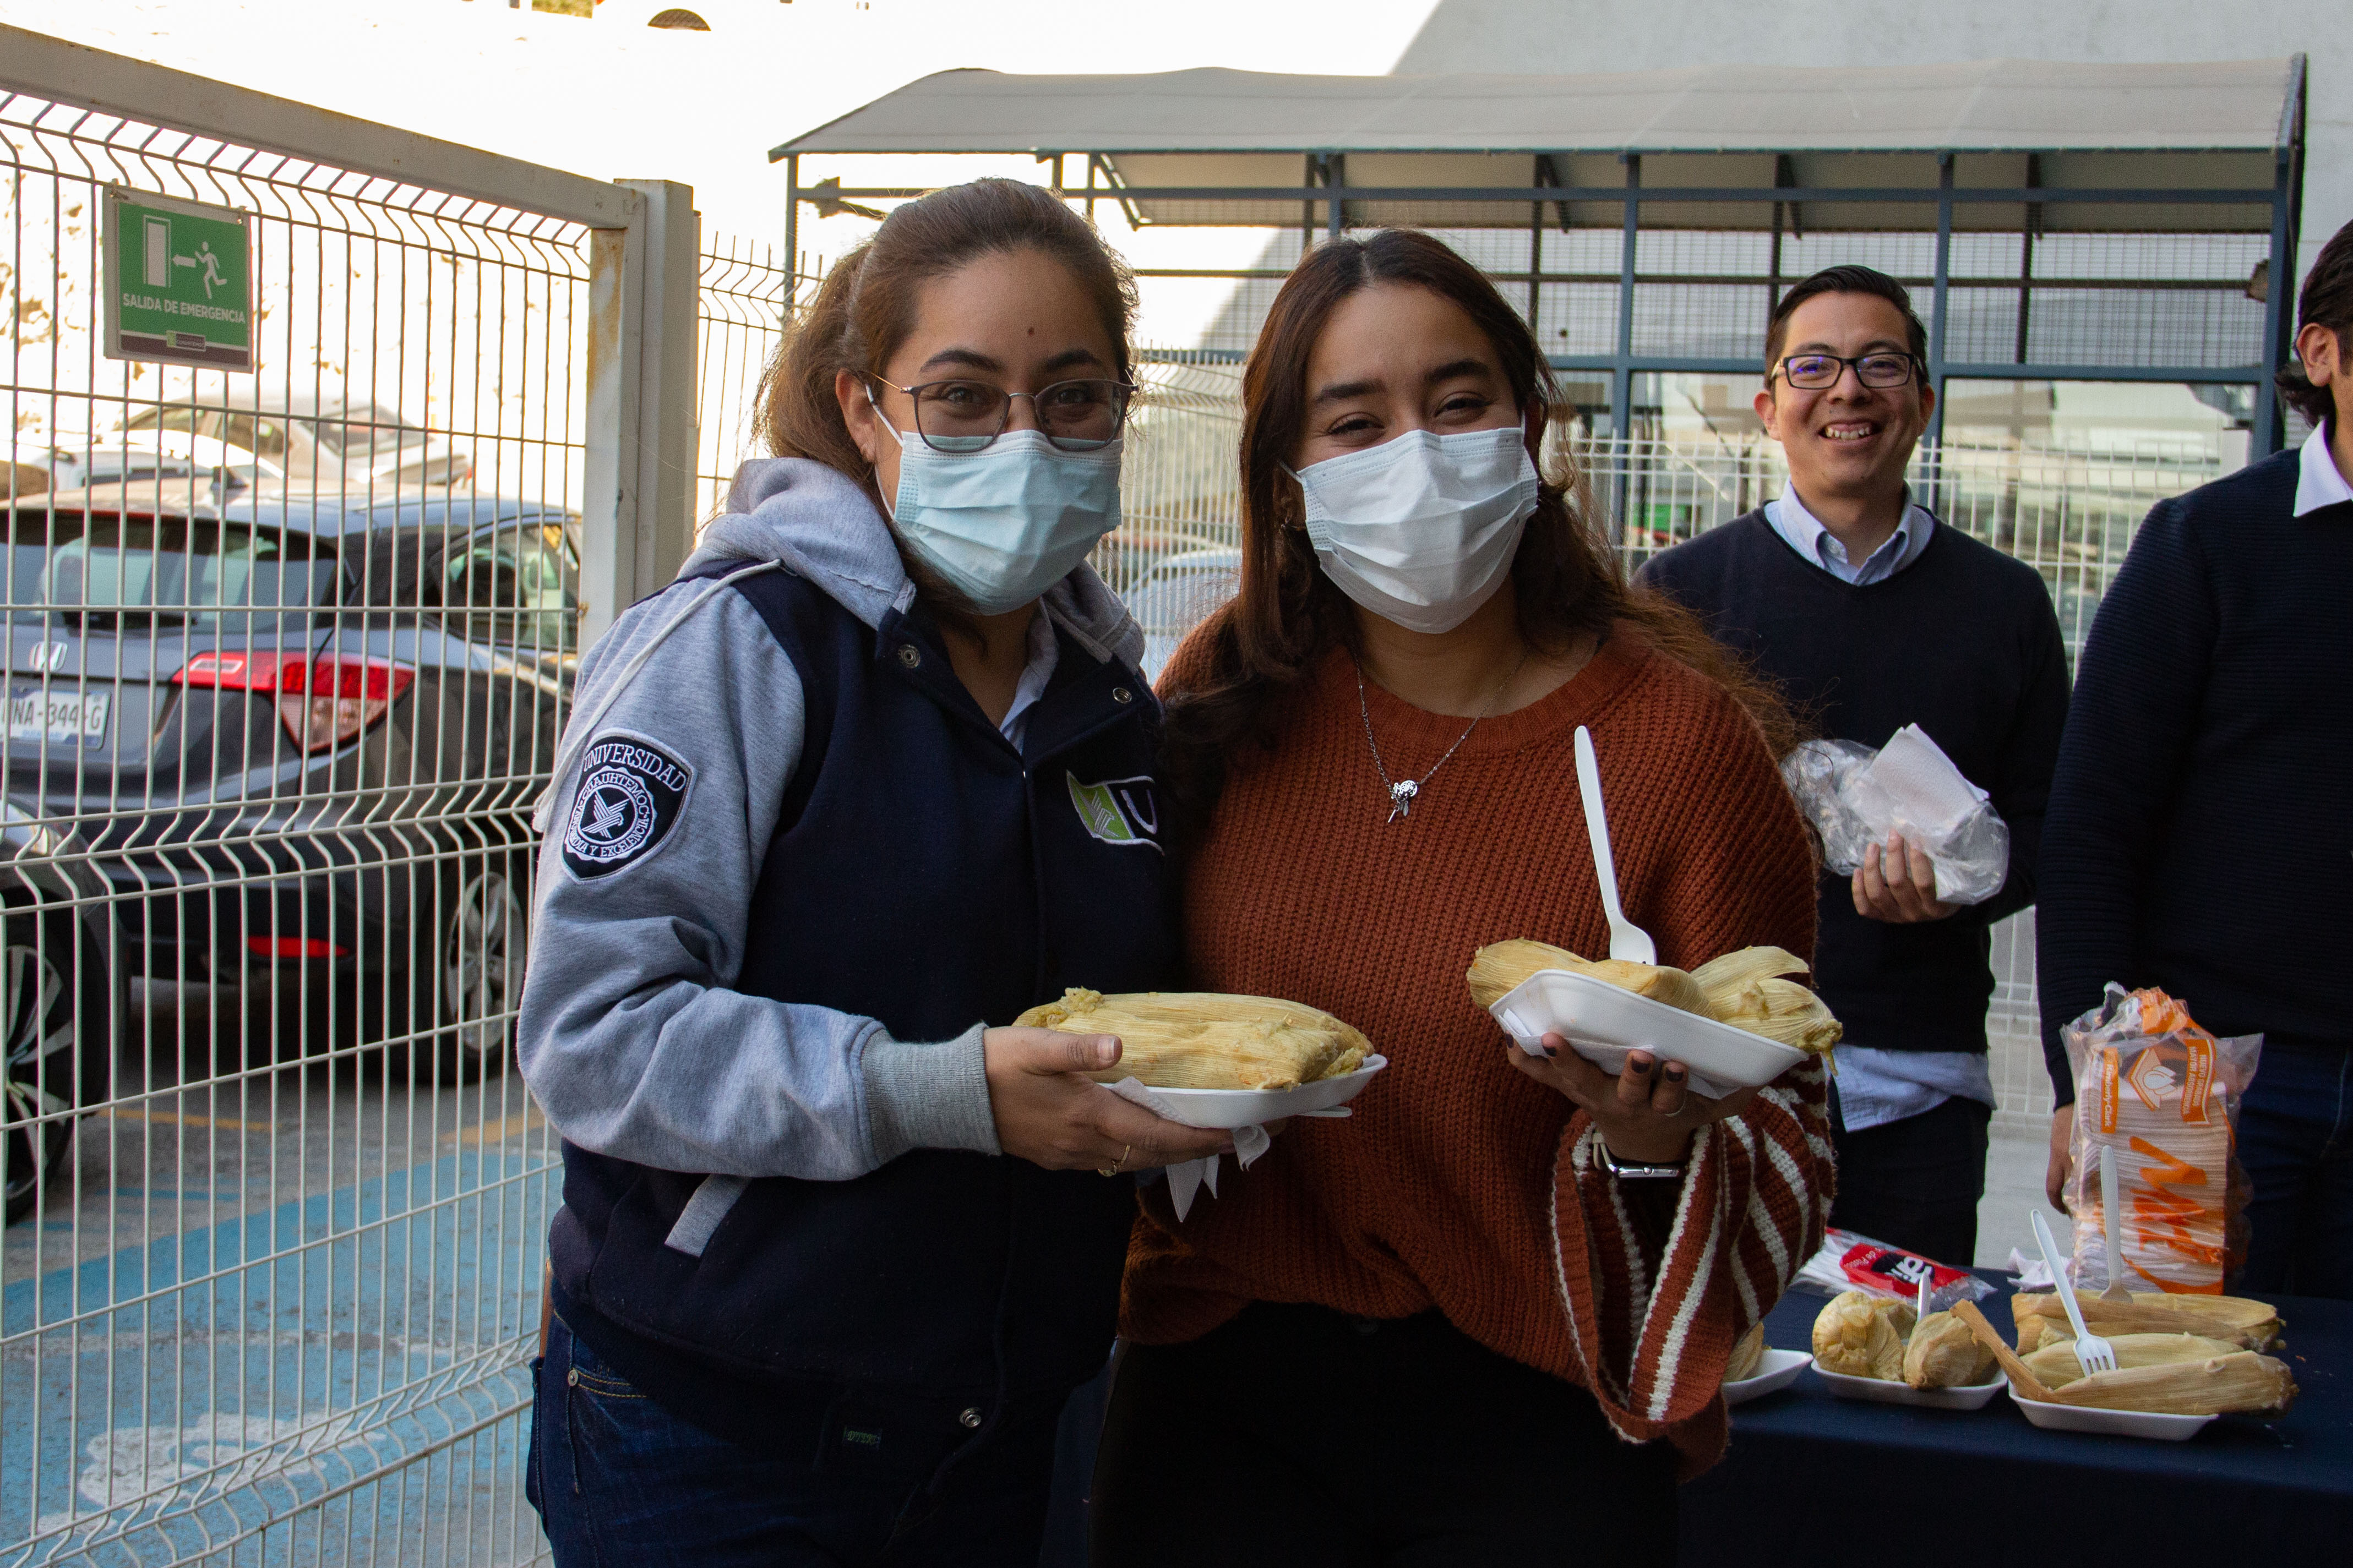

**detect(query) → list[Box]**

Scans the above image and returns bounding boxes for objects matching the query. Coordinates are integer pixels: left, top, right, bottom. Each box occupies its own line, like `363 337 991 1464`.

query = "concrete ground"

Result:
0 980 552 1567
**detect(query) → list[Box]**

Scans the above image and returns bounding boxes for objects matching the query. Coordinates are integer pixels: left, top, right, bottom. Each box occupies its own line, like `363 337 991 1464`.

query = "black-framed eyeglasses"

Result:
867 375 1136 453
1770 352 1924 391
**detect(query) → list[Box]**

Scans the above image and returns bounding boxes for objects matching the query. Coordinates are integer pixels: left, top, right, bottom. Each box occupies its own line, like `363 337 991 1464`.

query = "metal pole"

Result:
582 212 645 651
1327 153 1346 242
1528 154 1543 332
1610 153 1640 535
783 152 799 313
1927 152 1954 476
2253 145 2299 457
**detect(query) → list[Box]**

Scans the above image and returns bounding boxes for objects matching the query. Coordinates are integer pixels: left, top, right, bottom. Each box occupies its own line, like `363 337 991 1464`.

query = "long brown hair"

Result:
1160 228 1796 832
751 178 1139 624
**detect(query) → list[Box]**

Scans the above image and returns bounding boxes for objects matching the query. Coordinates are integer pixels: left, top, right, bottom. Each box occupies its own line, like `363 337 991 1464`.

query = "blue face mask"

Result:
871 408 1123 616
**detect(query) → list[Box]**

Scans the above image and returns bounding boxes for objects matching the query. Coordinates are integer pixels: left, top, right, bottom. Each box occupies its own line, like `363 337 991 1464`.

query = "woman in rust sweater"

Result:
1089 232 1834 1566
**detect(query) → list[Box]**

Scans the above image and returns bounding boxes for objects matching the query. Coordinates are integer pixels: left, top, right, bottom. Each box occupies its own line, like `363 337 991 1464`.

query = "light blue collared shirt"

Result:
997 601 1061 749
2293 418 2352 517
1763 483 1993 1134
1765 484 1936 585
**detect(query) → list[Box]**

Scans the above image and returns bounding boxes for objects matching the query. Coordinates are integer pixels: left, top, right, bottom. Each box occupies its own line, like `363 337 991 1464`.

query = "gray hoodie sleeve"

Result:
516 578 1001 1179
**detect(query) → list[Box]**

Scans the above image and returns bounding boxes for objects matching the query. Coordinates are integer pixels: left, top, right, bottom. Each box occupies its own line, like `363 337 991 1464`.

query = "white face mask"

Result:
1290 426 1541 634
872 407 1123 616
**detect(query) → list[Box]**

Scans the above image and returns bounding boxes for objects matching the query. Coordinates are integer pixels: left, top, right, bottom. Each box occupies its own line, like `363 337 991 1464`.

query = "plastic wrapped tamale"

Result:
1015 988 1370 1091
2009 1291 2281 1354
1812 1290 1915 1380
1902 1311 1997 1389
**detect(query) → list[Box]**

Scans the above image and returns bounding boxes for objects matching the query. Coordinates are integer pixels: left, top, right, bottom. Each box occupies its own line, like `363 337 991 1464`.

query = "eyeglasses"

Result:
1770 352 1924 391
867 375 1136 453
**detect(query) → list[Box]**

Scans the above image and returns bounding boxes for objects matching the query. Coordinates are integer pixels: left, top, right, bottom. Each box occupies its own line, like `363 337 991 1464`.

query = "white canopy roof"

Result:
774 58 2300 158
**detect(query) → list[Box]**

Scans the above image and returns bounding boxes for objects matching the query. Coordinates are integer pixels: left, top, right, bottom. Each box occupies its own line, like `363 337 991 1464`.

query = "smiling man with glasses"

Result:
1641 264 2071 1268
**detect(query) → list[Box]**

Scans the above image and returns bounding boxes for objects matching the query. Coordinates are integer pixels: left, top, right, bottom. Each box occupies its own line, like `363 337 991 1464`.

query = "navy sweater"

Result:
2034 447 2353 1105
1641 512 2071 1056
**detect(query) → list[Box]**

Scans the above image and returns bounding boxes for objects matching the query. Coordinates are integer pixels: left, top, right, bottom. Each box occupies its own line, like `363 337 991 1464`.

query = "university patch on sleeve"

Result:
563 734 693 880
1066 772 1163 854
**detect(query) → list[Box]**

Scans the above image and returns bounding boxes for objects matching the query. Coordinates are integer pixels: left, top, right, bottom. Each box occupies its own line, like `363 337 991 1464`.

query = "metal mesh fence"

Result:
3 79 584 1568
694 238 802 527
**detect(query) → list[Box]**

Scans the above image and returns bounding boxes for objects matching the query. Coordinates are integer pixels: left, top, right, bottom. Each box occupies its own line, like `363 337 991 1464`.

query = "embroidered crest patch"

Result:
1066 772 1163 853
563 734 693 880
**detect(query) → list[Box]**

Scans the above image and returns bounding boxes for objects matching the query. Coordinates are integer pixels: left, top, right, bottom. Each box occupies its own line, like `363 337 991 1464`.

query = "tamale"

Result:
2009 1291 2281 1354
1724 1322 1767 1385
1708 977 1844 1054
1468 940 1840 1057
1014 988 1370 1092
1902 1311 1997 1389
1812 1291 1914 1381
1690 946 1810 1012
1465 939 1709 1015
2047 1352 2298 1417
2021 1331 2242 1387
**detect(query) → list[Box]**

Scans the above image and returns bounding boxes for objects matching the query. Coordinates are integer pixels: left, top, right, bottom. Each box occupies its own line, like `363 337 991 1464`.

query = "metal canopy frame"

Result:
776 57 2306 455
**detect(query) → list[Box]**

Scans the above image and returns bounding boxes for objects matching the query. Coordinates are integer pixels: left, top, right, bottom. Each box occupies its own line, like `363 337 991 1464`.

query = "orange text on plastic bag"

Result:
2127 1136 2225 1293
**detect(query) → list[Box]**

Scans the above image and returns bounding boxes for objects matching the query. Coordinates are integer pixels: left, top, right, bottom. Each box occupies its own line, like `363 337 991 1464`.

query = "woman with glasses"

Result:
1088 231 1835 1568
516 178 1227 1567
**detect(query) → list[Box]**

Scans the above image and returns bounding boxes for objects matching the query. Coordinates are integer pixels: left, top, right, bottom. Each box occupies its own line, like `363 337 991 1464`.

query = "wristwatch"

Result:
1596 1140 1689 1181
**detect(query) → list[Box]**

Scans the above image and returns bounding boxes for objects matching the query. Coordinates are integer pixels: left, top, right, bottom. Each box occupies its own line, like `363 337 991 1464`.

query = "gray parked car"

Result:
110 390 471 494
1126 546 1240 684
6 476 574 1088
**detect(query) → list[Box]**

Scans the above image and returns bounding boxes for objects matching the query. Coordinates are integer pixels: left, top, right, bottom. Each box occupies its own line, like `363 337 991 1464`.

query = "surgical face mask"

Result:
871 407 1123 616
1290 426 1540 634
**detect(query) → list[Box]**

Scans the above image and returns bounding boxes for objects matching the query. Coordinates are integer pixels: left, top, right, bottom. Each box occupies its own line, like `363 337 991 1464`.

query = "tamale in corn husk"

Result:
1903 1311 1997 1389
1812 1291 1914 1381
2021 1331 2243 1387
2046 1352 2297 1416
1467 940 1840 1057
1724 1322 1767 1385
1465 939 1711 1016
2009 1291 2281 1353
1014 988 1370 1091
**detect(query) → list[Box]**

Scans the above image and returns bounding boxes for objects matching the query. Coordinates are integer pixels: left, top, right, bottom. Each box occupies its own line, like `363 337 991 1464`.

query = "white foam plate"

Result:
1125 1056 1388 1130
2006 1386 2216 1440
1722 1348 1809 1407
1811 1362 2007 1409
1490 970 1806 1099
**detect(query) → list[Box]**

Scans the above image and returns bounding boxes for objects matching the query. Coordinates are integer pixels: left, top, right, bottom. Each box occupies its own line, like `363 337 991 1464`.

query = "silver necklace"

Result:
1355 649 1529 824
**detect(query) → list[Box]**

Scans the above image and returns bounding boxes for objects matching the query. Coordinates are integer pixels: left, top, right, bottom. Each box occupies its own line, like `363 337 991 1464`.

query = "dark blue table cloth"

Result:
1677 1274 2352 1565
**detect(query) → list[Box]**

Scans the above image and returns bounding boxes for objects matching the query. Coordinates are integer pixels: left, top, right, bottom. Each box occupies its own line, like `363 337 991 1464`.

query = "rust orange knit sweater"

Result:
1128 629 1835 1473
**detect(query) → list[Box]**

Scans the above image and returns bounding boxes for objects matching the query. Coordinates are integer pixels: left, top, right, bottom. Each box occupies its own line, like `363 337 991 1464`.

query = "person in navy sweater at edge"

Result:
2036 218 2353 1299
512 179 1232 1567
1641 266 2070 1269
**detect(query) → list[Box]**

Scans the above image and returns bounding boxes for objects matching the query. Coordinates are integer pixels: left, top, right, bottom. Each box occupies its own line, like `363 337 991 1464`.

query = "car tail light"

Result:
178 651 416 753
246 935 349 960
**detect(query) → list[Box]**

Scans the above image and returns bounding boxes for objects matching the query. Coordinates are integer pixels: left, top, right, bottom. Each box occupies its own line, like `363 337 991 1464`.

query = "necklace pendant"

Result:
1386 779 1419 823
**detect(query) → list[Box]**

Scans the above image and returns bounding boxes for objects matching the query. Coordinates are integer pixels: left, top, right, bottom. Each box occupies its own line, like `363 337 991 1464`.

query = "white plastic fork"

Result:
1572 726 1657 964
2033 1209 2118 1376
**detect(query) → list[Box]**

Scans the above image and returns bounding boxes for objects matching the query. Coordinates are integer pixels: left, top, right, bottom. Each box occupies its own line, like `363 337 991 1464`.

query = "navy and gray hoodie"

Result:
518 458 1179 1455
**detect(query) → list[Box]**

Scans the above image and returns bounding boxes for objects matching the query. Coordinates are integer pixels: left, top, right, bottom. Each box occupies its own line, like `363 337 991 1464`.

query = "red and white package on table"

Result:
1794 1228 1997 1314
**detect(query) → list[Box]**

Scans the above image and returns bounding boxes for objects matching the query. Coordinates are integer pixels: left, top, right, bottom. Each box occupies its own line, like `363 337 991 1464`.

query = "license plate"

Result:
8 687 111 749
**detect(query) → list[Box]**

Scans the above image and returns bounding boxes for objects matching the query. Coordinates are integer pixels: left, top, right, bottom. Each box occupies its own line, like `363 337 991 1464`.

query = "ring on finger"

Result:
1098 1143 1133 1178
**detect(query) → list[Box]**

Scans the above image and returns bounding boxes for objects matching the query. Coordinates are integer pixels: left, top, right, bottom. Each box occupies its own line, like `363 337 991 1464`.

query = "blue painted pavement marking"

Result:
0 1150 558 1566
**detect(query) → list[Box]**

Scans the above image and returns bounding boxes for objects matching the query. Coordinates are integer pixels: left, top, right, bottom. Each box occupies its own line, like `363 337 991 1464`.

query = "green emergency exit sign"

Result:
102 186 254 371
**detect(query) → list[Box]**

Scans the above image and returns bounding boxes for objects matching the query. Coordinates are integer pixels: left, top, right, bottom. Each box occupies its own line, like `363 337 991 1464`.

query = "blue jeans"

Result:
526 1315 1065 1567
2238 1045 2353 1299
